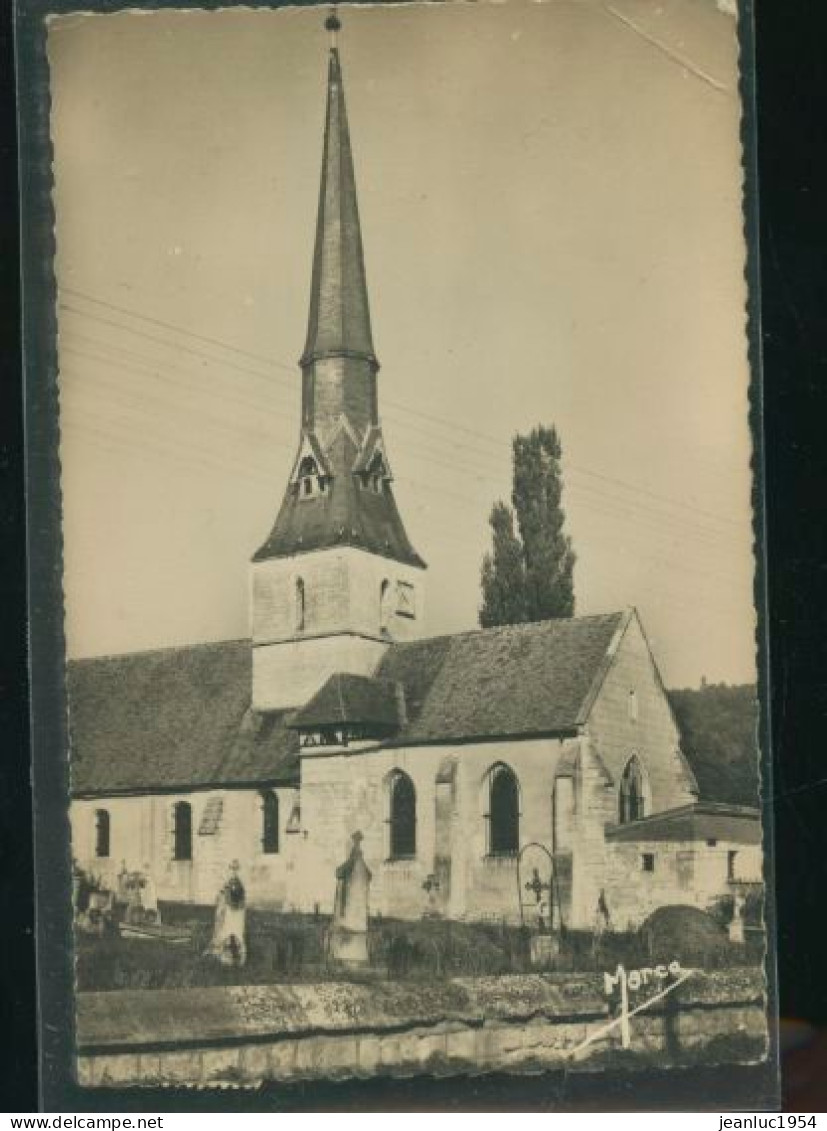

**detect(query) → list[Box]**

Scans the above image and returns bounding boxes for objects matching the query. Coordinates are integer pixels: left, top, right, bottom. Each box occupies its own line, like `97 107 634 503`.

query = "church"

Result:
68 31 761 932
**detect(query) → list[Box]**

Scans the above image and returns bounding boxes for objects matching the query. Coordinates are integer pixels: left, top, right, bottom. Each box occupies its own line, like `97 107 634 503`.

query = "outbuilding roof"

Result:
604 802 760 844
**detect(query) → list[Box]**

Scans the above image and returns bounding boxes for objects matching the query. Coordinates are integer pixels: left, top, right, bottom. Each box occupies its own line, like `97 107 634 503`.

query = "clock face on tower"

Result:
396 581 416 620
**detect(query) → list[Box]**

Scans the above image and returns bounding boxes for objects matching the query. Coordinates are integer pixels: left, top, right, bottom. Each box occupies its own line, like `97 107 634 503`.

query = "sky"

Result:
49 0 756 688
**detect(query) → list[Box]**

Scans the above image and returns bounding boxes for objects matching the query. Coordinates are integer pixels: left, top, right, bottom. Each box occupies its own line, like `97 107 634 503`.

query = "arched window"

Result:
295 577 306 632
298 455 320 497
388 770 416 859
487 764 520 856
619 756 649 824
94 809 110 858
379 579 393 633
261 790 279 855
173 801 192 861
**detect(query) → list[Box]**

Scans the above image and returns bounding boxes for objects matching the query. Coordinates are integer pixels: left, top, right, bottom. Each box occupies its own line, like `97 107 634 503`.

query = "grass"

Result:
74 901 765 993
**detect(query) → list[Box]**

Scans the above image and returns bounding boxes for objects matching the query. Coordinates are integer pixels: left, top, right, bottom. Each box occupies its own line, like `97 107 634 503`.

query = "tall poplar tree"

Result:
479 502 528 628
479 425 576 627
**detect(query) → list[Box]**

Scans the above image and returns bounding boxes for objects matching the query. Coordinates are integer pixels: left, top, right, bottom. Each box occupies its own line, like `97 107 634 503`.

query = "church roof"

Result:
68 640 299 797
252 429 425 567
375 612 626 745
291 673 401 731
68 615 623 797
67 612 754 806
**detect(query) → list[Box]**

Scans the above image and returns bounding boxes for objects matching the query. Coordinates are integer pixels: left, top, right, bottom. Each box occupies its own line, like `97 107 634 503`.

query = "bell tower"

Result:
251 17 426 711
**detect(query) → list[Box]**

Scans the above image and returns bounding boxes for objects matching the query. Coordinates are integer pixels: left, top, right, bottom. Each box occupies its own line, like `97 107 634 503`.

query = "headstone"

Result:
329 831 372 967
123 871 145 925
520 850 554 931
116 860 130 903
141 863 160 924
728 891 746 944
592 888 612 960
80 888 115 936
207 861 247 967
422 872 441 918
529 932 560 968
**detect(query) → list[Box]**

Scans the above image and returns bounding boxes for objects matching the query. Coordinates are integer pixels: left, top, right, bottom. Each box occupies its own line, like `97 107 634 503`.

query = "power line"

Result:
60 289 750 530
60 321 749 555
62 369 749 596
66 412 749 625
61 329 751 566
64 348 747 559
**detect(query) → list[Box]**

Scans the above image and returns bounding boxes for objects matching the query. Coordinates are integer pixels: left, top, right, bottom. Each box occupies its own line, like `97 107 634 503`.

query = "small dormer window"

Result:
362 450 386 494
298 455 325 498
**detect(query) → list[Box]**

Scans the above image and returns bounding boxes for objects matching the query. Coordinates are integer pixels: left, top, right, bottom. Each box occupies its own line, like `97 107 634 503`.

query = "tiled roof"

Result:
375 613 627 745
67 640 299 797
290 673 401 731
68 611 755 808
604 803 760 844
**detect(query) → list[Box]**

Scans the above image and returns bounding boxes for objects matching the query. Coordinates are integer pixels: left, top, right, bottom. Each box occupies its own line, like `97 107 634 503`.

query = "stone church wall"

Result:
250 546 422 709
293 737 578 924
584 613 697 811
71 786 299 908
571 613 699 927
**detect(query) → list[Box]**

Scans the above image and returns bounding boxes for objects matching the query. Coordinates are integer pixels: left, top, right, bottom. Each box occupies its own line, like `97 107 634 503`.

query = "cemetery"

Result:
74 844 764 995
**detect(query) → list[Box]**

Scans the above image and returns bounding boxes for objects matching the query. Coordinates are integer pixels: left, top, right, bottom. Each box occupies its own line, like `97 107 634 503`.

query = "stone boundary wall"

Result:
76 969 768 1088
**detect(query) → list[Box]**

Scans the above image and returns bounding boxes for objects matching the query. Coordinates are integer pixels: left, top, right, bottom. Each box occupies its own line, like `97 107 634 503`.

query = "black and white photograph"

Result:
39 0 773 1098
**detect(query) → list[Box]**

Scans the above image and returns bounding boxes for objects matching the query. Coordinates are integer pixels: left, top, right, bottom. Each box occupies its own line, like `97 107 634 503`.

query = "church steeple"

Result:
253 22 424 570
250 18 426 711
300 44 377 373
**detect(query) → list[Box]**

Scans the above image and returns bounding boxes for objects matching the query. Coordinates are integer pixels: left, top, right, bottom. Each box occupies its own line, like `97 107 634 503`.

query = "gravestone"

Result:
123 871 146 926
207 861 247 967
329 831 372 967
141 862 160 924
520 853 560 968
728 891 746 944
422 872 441 918
78 888 115 936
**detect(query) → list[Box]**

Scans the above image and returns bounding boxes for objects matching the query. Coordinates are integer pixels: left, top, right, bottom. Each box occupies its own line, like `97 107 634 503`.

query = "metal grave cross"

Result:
525 866 550 904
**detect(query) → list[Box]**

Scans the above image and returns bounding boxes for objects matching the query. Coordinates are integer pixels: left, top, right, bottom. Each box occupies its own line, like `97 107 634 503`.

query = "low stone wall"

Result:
76 969 768 1087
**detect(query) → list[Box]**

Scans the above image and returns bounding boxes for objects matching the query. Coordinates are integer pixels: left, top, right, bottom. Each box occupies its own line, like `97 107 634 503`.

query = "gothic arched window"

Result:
261 790 279 855
619 756 648 824
173 801 193 861
295 577 306 632
388 770 416 859
487 764 520 856
94 809 110 858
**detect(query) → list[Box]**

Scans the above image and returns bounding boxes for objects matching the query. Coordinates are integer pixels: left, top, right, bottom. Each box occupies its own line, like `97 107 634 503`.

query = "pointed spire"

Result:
300 30 377 369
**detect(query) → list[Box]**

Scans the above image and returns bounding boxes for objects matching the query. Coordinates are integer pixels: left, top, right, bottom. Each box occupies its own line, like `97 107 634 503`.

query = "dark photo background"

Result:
1 0 826 1112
